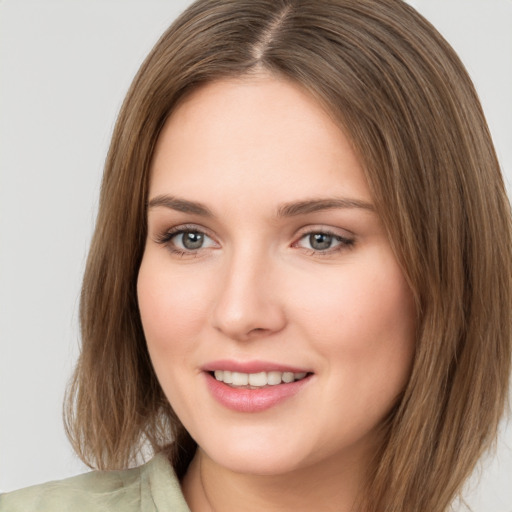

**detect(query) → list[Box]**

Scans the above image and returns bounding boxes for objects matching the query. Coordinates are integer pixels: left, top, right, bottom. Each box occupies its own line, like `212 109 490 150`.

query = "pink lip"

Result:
203 363 313 413
202 359 310 374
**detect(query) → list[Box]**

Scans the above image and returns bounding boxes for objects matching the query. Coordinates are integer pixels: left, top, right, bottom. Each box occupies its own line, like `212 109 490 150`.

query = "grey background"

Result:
1 1 511 510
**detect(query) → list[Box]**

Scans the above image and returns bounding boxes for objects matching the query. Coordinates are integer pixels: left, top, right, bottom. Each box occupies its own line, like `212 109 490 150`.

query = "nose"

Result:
211 245 287 341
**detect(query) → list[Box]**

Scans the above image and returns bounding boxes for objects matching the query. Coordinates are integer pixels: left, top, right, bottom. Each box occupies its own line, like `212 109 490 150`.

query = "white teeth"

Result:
213 370 309 387
282 372 294 383
248 372 267 386
267 371 282 385
232 372 249 386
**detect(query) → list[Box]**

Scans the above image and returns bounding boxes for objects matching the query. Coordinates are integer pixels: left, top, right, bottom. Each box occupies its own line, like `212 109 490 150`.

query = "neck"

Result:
181 445 373 512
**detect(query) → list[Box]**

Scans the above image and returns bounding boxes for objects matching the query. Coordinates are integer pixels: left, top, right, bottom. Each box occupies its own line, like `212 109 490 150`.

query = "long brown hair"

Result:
65 1 512 510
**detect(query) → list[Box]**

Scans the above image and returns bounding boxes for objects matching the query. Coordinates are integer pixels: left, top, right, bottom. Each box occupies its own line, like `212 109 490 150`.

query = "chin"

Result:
210 449 306 477
196 428 313 476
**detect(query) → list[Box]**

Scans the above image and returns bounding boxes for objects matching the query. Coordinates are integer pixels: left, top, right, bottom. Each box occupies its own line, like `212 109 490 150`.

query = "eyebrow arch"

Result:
147 195 213 217
277 197 375 217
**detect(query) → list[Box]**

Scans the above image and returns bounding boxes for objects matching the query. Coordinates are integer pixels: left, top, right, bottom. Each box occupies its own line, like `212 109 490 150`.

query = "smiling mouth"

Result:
205 368 313 412
210 370 310 389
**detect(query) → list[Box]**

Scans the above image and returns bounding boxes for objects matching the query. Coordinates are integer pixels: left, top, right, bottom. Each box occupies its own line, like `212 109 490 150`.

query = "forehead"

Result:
149 76 371 208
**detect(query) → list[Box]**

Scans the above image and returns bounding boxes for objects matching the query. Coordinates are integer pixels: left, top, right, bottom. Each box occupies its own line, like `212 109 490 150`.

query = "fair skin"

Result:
137 75 416 511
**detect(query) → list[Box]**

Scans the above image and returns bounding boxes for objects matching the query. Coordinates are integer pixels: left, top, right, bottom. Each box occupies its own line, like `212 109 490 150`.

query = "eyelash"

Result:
294 229 355 256
153 224 214 257
154 225 355 257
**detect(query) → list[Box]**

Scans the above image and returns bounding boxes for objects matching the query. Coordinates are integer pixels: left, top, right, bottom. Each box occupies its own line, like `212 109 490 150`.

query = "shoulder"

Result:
0 452 190 512
0 465 141 512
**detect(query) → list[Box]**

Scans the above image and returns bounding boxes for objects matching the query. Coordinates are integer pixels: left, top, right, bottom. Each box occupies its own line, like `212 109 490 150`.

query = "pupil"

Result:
310 233 332 250
183 232 204 250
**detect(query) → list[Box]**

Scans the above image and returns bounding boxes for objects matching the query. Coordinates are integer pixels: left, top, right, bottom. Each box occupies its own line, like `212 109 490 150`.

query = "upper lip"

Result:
202 359 312 374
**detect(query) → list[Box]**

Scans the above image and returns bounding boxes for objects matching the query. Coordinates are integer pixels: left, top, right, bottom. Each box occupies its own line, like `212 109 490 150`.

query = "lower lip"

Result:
204 372 312 413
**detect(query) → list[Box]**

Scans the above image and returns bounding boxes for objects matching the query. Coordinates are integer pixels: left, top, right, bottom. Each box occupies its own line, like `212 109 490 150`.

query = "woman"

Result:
2 0 510 511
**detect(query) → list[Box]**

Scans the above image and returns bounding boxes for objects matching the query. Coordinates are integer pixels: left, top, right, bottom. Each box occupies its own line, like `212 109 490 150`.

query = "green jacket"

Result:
0 453 191 511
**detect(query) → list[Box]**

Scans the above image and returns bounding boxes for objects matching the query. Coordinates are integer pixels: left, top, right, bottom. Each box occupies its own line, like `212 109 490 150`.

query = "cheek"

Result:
137 252 215 418
137 253 211 359
291 249 416 395
295 260 414 342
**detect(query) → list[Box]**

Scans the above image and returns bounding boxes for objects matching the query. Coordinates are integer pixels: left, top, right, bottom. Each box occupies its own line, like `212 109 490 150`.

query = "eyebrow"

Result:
148 195 214 216
276 197 375 217
147 195 375 217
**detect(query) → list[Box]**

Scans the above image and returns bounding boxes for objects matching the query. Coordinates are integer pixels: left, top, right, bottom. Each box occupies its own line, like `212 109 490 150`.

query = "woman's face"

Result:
138 76 416 476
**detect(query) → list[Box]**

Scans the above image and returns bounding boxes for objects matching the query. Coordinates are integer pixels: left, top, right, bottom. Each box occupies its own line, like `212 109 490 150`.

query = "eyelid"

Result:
153 223 220 253
293 224 355 240
292 226 356 253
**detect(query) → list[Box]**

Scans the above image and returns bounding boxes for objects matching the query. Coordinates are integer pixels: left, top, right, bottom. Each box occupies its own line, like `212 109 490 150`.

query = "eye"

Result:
155 226 218 255
295 230 354 253
174 231 210 250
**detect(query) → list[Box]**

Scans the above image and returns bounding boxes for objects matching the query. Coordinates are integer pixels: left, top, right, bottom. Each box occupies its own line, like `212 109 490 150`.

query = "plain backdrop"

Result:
1 1 511 510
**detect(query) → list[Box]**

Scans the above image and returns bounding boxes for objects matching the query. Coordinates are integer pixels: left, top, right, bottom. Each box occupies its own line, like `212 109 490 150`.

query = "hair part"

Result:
65 1 512 510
